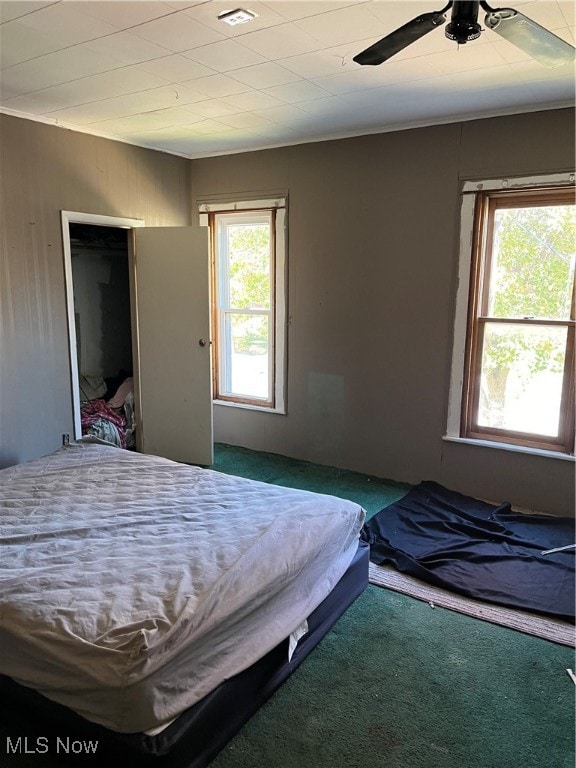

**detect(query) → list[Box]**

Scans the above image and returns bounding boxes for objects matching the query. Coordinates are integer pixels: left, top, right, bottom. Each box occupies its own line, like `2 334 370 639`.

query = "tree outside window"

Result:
463 187 575 453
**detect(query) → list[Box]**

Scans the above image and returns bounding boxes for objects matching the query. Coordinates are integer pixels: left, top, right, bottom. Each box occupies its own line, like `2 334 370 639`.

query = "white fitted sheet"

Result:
0 441 365 733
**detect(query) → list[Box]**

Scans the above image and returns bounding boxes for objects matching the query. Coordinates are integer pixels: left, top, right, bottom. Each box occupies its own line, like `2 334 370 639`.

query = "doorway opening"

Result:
62 212 143 446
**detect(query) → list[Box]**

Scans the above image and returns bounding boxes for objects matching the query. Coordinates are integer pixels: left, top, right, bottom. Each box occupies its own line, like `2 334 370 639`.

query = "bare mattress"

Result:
0 440 365 735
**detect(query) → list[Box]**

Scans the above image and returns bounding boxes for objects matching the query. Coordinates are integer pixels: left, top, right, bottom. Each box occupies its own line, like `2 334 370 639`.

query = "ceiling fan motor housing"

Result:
445 1 482 44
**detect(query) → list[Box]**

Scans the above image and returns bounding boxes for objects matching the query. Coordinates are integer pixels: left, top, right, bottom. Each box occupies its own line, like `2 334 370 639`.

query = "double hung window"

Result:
201 198 287 411
449 178 575 455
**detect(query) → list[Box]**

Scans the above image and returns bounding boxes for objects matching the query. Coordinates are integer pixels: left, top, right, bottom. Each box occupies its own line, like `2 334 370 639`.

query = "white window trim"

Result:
199 196 287 414
445 171 576 459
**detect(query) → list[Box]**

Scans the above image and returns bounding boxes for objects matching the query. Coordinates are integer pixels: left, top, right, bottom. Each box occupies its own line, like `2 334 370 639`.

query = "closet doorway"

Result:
62 212 214 466
67 220 136 449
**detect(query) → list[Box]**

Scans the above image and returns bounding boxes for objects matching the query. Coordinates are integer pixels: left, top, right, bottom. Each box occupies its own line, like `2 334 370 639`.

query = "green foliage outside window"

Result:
228 223 271 310
227 222 271 354
480 203 575 427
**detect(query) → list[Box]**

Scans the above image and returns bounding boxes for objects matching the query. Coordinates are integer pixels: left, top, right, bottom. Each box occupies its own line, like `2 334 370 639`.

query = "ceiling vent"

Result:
218 9 257 26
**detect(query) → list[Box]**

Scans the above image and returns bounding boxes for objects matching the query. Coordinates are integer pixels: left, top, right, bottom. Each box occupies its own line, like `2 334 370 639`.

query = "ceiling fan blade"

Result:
353 11 447 66
484 8 575 68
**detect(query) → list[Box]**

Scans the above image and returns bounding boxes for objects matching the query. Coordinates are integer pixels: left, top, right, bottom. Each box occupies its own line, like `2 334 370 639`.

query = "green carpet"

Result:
211 442 410 519
209 445 575 768
2 444 574 767
212 584 575 768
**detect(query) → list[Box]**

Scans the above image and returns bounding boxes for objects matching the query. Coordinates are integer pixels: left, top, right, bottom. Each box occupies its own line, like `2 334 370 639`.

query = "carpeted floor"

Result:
2 444 574 768
211 442 410 518
368 562 575 646
210 583 575 768
209 444 575 768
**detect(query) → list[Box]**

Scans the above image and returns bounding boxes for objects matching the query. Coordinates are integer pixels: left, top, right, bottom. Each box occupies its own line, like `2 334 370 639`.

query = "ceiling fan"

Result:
353 1 575 69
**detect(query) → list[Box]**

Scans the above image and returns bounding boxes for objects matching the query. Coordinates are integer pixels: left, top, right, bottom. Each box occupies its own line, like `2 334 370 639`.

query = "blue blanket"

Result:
362 481 575 622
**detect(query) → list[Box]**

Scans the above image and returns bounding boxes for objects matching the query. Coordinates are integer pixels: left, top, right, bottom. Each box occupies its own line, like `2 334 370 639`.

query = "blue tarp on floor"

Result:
361 481 575 623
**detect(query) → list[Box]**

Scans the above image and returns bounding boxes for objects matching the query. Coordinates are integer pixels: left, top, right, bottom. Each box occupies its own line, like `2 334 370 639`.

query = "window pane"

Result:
477 323 567 437
227 313 269 400
487 204 575 320
226 222 271 310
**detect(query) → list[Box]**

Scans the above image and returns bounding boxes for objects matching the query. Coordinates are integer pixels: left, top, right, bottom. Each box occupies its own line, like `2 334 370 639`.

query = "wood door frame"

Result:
61 211 144 442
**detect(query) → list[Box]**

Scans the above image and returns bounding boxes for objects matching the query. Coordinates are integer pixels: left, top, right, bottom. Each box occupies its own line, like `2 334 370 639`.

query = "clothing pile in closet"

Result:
79 372 135 449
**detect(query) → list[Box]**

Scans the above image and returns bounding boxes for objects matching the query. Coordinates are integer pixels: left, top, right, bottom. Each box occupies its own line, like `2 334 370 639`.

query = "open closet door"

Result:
133 227 213 466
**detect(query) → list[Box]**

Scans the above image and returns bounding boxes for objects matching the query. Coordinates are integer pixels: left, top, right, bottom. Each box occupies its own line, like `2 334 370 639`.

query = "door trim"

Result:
61 211 144 440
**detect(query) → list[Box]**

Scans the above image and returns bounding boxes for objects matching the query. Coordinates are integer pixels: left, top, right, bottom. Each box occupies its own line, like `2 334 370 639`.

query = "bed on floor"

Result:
0 440 368 766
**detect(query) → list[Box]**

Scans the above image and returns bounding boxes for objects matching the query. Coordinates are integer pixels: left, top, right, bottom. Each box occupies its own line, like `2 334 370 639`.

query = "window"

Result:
455 181 575 454
201 198 287 411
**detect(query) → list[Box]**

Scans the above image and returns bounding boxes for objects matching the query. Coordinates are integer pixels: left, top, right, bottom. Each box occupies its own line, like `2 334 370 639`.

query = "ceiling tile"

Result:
115 122 209 144
88 111 182 134
260 1 363 23
293 4 389 48
144 105 210 125
0 21 63 68
429 43 508 76
280 48 355 78
559 1 576 27
131 11 225 51
66 1 176 29
217 111 274 129
0 2 56 24
186 99 244 118
14 4 120 46
1 68 170 114
363 1 441 29
85 31 174 66
229 62 301 88
137 54 215 82
181 39 267 71
311 68 401 96
1 46 127 95
162 2 207 10
296 95 360 118
50 84 207 125
222 90 286 111
189 118 237 135
91 105 209 134
262 80 331 104
516 1 567 30
360 55 444 87
181 73 251 98
238 22 320 58
253 103 310 123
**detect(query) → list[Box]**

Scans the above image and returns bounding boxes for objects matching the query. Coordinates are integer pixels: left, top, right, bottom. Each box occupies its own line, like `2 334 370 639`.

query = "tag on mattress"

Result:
288 620 308 662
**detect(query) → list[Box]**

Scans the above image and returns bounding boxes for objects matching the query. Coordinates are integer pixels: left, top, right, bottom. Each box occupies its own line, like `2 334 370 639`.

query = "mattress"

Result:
0 542 370 767
0 440 365 734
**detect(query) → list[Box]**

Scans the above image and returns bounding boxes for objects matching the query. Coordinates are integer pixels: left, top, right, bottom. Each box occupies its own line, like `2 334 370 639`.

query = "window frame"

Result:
446 174 576 458
200 197 287 413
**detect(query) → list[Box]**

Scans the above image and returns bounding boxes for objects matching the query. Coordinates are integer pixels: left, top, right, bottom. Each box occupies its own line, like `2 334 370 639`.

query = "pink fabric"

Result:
107 377 134 409
81 399 127 448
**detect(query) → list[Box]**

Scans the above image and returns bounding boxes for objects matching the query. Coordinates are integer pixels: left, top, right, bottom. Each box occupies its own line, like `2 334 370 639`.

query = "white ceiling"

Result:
0 0 574 159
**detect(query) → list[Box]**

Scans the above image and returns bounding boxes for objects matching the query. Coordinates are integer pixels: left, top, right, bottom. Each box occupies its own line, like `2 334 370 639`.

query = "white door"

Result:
133 227 213 466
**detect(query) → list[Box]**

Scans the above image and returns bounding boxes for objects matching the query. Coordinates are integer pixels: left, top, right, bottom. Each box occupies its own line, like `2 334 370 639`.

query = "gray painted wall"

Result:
191 109 575 516
1 109 574 515
0 114 191 467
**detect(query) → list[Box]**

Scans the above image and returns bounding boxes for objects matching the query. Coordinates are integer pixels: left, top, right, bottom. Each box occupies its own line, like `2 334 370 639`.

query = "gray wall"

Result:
1 109 574 515
190 108 575 516
0 114 191 467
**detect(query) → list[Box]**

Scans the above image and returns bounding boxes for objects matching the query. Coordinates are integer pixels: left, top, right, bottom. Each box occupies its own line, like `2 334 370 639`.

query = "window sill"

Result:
442 435 575 461
214 399 286 415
